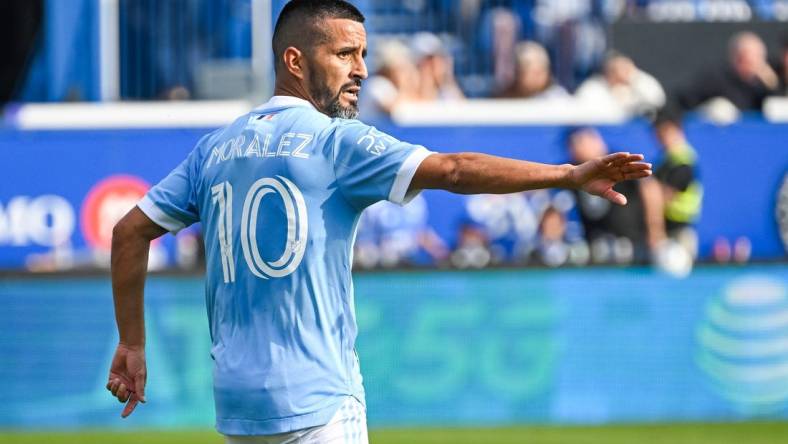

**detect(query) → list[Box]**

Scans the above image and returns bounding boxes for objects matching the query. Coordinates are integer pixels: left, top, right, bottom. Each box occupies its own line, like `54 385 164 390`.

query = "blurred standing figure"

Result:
532 0 610 89
358 39 420 119
675 32 779 114
641 115 703 261
485 7 522 96
0 0 42 107
410 32 466 101
497 41 569 99
567 127 649 264
776 35 788 95
575 52 666 117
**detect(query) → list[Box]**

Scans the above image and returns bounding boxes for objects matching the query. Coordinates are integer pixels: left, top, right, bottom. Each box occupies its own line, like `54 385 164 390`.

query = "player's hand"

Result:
107 343 147 418
569 152 652 205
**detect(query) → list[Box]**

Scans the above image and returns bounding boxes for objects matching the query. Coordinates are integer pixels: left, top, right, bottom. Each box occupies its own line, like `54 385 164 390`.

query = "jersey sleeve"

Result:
332 121 433 209
137 139 206 234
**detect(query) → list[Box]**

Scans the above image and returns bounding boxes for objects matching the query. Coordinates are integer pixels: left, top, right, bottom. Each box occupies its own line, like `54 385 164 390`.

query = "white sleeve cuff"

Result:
137 195 187 234
388 147 434 206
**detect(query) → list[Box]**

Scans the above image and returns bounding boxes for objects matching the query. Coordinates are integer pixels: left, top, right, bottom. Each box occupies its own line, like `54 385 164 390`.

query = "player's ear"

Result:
283 47 305 80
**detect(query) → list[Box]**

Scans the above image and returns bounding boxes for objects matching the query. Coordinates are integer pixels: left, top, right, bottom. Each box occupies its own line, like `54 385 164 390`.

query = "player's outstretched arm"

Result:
409 152 652 205
107 207 167 417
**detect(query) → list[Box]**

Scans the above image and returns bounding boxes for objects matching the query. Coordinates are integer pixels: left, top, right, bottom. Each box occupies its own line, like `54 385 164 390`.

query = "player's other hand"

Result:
569 152 652 205
107 343 147 418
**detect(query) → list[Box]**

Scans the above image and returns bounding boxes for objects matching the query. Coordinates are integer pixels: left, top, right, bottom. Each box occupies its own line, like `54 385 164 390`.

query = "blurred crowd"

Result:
354 26 783 273
3 0 788 104
3 0 785 274
362 28 787 120
351 20 784 272
352 116 736 275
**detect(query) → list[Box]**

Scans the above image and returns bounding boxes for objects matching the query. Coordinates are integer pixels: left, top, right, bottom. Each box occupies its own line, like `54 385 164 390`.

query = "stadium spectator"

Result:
450 223 493 269
641 115 703 260
777 34 788 95
353 195 448 269
530 205 589 267
0 0 42 108
455 192 544 265
673 31 779 113
410 32 466 101
575 52 666 118
531 0 610 89
452 189 583 266
358 39 420 119
496 41 568 99
566 127 650 264
485 7 522 95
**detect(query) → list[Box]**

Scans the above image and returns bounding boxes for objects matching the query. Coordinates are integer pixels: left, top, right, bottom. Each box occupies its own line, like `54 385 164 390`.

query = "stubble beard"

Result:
308 72 360 120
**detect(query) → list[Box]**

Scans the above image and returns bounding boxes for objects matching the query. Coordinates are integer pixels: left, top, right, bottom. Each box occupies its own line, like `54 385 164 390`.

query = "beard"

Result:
308 71 360 119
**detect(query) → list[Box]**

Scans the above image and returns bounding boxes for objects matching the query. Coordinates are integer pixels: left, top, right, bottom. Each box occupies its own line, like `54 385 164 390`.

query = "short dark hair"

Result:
272 0 365 74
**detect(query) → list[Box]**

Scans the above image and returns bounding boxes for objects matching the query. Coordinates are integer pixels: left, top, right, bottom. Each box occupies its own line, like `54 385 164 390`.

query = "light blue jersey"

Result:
137 96 432 435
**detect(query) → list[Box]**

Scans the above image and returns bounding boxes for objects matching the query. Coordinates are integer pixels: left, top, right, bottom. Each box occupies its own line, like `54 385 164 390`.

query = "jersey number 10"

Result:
211 176 308 283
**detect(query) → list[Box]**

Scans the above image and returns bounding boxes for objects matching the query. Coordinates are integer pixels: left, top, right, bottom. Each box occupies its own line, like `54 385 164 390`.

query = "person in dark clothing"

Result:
654 116 702 249
676 31 779 112
0 0 43 107
776 35 788 95
566 127 649 264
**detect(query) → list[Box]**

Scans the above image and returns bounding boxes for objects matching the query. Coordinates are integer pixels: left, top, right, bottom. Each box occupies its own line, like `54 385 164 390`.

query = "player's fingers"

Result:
621 162 651 173
115 374 136 394
625 170 652 180
611 154 644 168
109 380 121 396
134 373 147 403
602 152 629 165
602 188 627 206
121 393 140 418
117 383 128 402
624 153 644 162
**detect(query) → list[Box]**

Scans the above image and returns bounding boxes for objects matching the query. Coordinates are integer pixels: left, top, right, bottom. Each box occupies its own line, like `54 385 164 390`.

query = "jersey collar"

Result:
254 95 315 112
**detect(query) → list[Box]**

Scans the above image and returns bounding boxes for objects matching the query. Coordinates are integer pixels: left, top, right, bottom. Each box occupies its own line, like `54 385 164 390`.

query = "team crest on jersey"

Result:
357 128 397 156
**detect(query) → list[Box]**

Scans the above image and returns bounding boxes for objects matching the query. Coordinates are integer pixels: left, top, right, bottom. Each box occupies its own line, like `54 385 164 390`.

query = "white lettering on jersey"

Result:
291 134 313 159
207 132 313 168
211 182 236 283
357 128 397 156
211 176 308 282
240 176 308 279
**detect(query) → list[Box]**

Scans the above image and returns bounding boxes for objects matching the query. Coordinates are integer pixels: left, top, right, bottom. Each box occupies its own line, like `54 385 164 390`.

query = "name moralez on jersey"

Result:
206 131 314 169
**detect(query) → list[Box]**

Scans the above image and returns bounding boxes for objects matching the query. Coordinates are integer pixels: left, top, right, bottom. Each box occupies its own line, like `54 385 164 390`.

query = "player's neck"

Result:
273 81 322 113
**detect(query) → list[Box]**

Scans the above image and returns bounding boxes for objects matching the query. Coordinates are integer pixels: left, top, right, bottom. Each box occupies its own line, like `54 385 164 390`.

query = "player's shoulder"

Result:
326 118 381 144
329 117 372 132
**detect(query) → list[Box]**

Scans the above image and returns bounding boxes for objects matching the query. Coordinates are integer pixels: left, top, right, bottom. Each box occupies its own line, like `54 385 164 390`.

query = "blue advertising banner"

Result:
1 120 786 270
1 266 787 429
0 128 206 269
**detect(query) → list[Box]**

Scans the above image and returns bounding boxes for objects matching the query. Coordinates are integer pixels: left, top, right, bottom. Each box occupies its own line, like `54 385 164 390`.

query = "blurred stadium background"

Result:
2 0 788 443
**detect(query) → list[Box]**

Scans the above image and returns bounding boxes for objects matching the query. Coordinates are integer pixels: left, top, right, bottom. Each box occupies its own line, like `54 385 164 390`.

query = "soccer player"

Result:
106 1 651 442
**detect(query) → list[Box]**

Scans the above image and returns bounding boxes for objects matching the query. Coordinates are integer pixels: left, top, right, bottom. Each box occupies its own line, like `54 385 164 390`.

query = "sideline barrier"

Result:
0 266 787 428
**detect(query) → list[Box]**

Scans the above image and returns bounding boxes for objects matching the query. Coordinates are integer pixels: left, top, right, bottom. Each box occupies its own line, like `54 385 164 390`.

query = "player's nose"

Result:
352 56 368 80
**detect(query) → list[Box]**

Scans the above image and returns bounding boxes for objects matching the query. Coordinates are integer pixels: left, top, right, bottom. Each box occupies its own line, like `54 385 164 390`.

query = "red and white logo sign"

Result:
81 175 149 250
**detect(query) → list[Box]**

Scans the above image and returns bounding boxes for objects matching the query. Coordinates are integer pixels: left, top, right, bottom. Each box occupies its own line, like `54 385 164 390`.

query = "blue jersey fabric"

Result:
137 96 432 435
